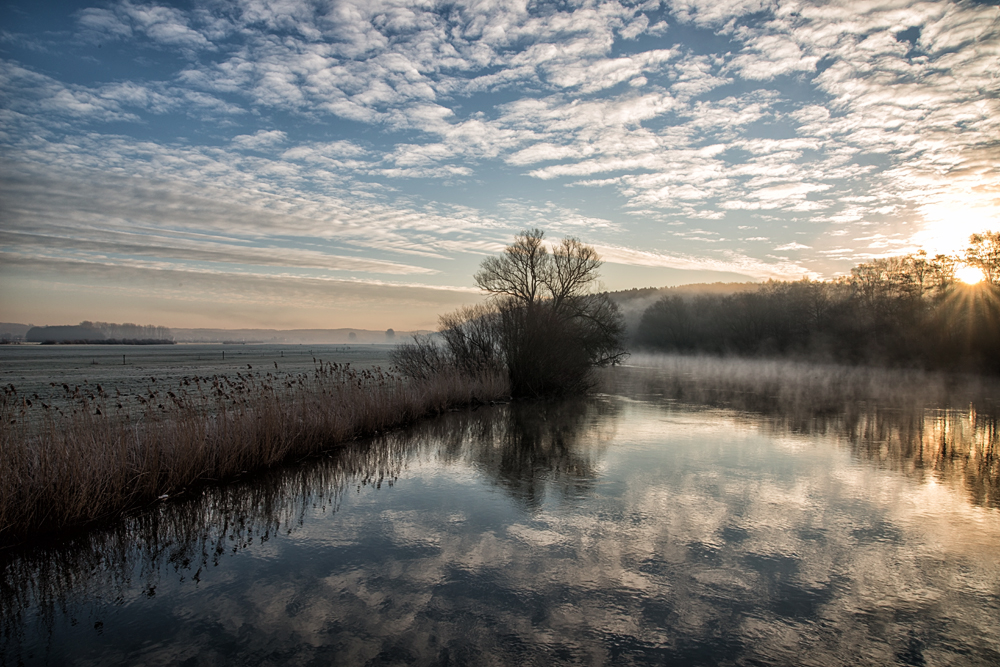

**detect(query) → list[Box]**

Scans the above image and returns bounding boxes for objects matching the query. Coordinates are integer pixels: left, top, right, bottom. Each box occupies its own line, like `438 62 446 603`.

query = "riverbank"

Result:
1 362 509 544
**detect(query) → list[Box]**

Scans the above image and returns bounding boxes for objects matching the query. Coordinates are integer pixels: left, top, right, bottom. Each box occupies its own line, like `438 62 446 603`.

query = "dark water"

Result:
2 366 999 665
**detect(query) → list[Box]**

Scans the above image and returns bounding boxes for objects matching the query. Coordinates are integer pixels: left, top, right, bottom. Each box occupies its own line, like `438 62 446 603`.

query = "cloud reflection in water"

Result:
2 366 999 665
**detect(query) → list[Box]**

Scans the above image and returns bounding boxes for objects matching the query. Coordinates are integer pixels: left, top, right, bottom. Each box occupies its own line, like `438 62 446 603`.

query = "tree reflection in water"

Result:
430 399 617 508
607 360 1000 508
0 401 614 646
2 363 998 665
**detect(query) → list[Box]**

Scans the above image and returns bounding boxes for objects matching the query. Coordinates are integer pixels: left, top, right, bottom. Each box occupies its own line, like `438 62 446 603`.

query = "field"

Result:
0 343 396 415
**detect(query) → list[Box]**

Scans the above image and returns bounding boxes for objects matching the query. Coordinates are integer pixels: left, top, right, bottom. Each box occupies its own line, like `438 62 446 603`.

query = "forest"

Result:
634 232 1000 373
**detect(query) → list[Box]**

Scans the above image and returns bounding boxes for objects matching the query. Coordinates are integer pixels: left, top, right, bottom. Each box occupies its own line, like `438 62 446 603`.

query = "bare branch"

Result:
474 229 548 305
546 237 602 314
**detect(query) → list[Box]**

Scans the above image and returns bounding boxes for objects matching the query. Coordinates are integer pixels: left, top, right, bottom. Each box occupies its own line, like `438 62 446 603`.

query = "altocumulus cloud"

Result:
0 0 997 327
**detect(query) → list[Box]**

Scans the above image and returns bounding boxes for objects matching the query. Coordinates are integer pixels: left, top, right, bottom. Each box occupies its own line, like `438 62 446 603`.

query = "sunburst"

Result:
955 265 985 285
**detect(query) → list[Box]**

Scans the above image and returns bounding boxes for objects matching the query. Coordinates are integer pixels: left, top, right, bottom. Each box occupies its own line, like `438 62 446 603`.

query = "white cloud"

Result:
594 243 815 280
2 0 997 319
545 49 676 93
0 150 503 272
233 130 288 149
753 182 830 201
728 33 819 80
76 7 133 40
774 241 810 251
0 61 141 122
78 1 219 52
667 0 777 28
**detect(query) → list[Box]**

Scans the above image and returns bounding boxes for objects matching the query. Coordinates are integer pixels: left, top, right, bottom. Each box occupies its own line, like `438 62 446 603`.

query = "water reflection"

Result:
608 362 1000 509
0 401 613 647
2 367 999 666
430 399 617 508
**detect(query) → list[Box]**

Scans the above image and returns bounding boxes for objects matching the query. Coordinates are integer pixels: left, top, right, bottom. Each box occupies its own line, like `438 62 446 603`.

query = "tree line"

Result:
26 321 174 343
80 321 173 341
635 232 1000 373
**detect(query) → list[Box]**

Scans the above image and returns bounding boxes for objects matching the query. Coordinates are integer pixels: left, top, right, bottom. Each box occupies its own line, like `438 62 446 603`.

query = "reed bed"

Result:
0 362 509 544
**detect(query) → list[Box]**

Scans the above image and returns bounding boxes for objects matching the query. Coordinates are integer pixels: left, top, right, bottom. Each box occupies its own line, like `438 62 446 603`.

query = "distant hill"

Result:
26 324 105 342
5 323 431 345
23 321 174 344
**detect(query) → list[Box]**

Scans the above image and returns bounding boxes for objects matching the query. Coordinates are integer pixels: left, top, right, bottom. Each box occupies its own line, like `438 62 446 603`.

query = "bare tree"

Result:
394 229 627 396
390 335 449 381
474 228 548 305
438 304 505 376
546 237 602 314
474 230 604 314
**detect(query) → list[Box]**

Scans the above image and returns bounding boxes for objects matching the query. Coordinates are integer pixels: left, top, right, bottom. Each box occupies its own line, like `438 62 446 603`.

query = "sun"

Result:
955 265 985 284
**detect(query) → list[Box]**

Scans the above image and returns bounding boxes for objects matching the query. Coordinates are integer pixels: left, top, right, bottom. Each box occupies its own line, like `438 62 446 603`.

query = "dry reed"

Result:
0 362 509 544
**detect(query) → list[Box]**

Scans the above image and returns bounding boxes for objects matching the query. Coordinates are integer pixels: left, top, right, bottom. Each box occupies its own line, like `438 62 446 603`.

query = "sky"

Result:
1 0 998 330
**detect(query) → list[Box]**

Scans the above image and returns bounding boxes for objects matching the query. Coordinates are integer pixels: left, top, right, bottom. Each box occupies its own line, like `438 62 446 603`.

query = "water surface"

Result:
2 365 998 665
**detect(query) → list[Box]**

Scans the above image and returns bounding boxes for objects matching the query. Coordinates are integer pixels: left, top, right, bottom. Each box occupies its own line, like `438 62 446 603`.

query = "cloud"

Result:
0 155 504 275
77 1 218 51
753 182 830 201
0 57 245 125
2 0 998 328
727 33 819 80
1 228 437 276
76 7 133 41
233 130 288 149
774 242 810 251
594 243 816 280
544 49 676 93
667 0 777 28
0 61 142 122
0 252 480 330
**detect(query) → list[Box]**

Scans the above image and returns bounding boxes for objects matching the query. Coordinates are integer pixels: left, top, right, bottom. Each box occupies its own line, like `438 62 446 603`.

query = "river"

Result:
1 356 998 665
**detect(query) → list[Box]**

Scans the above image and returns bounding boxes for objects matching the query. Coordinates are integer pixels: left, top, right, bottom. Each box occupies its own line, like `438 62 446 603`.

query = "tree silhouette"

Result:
967 231 999 285
395 229 627 396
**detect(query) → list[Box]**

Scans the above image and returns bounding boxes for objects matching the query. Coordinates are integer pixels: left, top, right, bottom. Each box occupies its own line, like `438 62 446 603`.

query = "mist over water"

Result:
615 355 1000 510
2 359 999 665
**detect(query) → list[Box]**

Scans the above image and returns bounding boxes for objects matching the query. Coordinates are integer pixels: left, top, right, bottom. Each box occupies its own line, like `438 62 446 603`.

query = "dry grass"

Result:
0 362 509 544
